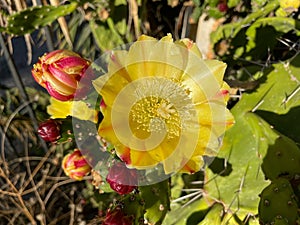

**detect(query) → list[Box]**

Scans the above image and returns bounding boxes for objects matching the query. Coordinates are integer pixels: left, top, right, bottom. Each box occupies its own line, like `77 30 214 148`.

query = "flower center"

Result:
130 96 181 138
129 77 195 139
157 102 175 119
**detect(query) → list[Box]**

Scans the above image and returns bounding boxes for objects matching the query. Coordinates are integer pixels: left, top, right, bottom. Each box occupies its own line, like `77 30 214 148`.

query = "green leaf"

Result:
261 135 300 180
257 107 300 144
170 174 185 200
252 0 269 8
245 17 300 52
204 112 276 218
198 203 223 225
56 117 75 144
211 1 279 45
140 180 170 225
238 56 300 114
5 2 78 35
121 193 145 224
163 198 210 225
204 55 300 219
227 0 240 8
207 0 219 7
89 19 125 52
207 8 225 19
258 178 298 224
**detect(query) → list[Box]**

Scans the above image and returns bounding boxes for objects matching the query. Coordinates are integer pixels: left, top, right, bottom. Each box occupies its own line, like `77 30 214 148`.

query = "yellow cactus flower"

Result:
93 34 234 174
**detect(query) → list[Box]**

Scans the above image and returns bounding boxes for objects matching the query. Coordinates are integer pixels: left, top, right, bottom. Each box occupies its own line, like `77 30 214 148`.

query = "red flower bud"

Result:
103 207 133 225
32 50 93 101
38 119 60 142
217 2 228 12
62 149 91 181
106 162 138 195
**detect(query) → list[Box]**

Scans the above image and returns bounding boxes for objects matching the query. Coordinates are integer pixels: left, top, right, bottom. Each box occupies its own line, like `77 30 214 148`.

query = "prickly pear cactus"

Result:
211 1 279 45
258 178 298 225
121 192 145 224
101 180 170 224
204 55 300 223
273 217 290 225
139 180 170 225
4 2 77 35
261 135 300 181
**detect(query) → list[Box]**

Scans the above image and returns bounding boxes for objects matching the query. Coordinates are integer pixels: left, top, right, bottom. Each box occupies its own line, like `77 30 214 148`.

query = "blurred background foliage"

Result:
0 0 300 224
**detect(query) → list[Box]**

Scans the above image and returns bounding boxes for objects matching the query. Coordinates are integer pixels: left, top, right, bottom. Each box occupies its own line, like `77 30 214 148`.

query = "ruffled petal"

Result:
98 106 120 145
47 97 72 118
47 98 97 122
93 72 129 108
179 156 204 173
175 38 203 59
181 60 226 103
45 82 74 101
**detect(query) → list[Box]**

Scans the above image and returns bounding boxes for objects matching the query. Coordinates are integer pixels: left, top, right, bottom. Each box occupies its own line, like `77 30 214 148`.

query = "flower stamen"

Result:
128 77 196 139
157 102 175 119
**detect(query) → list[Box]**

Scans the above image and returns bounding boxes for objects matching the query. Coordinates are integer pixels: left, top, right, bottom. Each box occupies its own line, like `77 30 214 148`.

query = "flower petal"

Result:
72 101 98 122
48 64 77 88
93 72 129 108
203 59 227 86
127 148 160 169
47 97 72 118
181 60 226 103
47 97 97 122
196 102 232 126
45 82 74 101
179 156 204 173
44 49 79 64
44 70 76 96
56 56 89 72
175 38 203 59
98 106 121 145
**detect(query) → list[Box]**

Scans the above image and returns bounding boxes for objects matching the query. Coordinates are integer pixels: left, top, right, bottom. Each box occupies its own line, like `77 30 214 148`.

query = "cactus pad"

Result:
261 135 300 181
4 2 77 35
140 180 170 225
258 178 298 225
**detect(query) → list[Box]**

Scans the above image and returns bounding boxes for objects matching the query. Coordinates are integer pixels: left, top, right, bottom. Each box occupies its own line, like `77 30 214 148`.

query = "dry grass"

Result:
0 141 96 225
0 88 99 225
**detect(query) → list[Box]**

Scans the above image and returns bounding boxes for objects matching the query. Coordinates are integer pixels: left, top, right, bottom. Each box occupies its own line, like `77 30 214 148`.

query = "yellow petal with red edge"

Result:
115 143 160 169
220 81 231 103
203 60 227 86
175 38 203 59
179 156 204 174
182 60 226 103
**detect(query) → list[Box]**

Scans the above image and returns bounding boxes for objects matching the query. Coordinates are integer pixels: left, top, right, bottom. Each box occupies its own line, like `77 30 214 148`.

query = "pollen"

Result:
157 102 175 119
129 77 195 139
